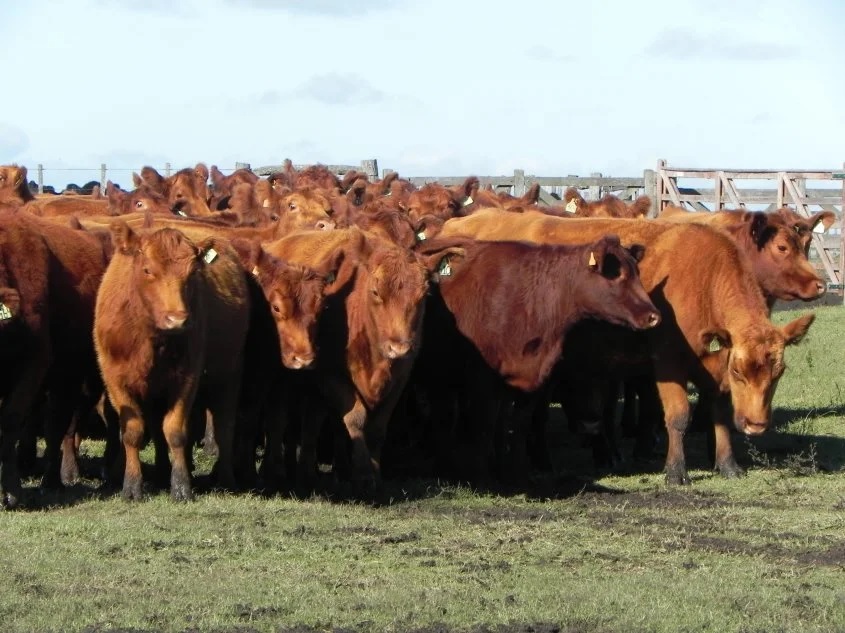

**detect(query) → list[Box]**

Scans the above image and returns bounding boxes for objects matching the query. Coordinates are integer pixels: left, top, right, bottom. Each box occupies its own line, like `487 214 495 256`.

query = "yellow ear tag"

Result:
708 338 722 353
203 248 218 264
588 252 597 267
262 199 271 208
438 257 452 277
416 231 427 241
565 199 578 214
461 196 473 207
251 266 259 277
0 303 12 320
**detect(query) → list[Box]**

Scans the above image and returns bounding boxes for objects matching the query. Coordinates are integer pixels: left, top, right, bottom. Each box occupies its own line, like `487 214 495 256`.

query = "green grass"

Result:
2 307 845 633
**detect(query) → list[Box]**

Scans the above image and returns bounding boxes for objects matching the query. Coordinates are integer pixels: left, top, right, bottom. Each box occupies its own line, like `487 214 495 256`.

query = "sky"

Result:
2 0 844 189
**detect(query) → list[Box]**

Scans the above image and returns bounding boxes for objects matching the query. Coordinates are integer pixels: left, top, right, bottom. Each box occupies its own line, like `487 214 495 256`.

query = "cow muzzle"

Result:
284 352 316 370
161 311 189 330
382 339 412 359
736 416 768 436
0 288 21 324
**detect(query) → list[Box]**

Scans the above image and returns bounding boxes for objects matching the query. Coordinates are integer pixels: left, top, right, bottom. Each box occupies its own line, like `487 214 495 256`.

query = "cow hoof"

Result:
61 462 80 487
122 480 144 501
170 486 193 502
665 465 692 486
2 490 21 510
716 460 745 479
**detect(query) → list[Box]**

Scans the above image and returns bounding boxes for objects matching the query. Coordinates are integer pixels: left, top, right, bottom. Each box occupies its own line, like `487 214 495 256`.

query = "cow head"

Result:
704 313 815 435
743 212 825 301
0 164 34 205
110 222 211 332
577 236 661 330
406 183 466 225
775 206 837 256
278 187 336 232
107 182 172 216
232 238 356 370
357 237 430 360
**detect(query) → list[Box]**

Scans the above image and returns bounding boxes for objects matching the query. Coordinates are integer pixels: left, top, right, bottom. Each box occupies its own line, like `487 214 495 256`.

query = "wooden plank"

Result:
714 173 722 210
253 163 363 177
720 173 745 208
659 170 683 207
536 187 559 206
662 168 839 179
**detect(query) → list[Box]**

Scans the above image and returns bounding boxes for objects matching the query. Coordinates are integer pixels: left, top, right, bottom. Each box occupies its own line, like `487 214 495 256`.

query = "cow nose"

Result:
315 219 335 231
738 417 768 436
383 339 411 359
163 311 188 329
816 281 826 296
645 312 661 328
286 353 315 370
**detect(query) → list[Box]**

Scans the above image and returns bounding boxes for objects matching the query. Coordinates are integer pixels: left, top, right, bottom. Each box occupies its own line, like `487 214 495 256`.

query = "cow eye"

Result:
143 267 153 276
289 203 297 211
777 245 787 253
270 214 280 222
135 200 145 208
272 303 281 314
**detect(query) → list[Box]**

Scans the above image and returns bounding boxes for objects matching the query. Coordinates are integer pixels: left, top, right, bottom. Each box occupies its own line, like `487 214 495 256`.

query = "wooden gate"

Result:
655 160 845 291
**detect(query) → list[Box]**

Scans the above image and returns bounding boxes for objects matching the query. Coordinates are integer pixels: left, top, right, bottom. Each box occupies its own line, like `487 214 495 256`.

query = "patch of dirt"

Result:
795 544 845 567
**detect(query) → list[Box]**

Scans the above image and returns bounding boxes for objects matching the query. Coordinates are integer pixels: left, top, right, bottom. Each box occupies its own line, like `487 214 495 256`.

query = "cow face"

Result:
107 183 171 216
165 169 212 217
0 164 32 204
111 223 205 332
580 236 661 331
362 242 429 360
406 184 463 224
748 213 825 301
719 314 815 434
279 188 336 232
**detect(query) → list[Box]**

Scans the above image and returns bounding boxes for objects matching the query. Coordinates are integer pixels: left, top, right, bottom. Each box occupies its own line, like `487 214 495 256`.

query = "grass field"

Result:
1 306 844 633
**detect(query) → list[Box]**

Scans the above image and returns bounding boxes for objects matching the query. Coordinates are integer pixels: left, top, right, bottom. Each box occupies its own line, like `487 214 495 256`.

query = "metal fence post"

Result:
37 164 43 194
100 163 107 190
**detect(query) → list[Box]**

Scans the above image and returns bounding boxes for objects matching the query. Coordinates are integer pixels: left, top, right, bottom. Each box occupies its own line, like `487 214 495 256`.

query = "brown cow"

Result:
0 214 107 507
262 228 456 491
0 164 35 206
563 188 652 219
441 211 814 484
134 165 213 217
94 223 251 500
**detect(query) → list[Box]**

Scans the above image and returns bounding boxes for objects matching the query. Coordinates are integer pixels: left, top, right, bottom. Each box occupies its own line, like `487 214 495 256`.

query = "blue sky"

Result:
2 0 844 188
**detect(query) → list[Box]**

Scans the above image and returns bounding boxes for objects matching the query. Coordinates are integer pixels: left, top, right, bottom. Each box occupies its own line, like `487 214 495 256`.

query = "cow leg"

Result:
40 382 79 490
620 380 639 438
0 356 49 509
526 380 553 473
117 402 146 501
712 393 744 478
297 392 329 495
633 377 662 463
656 380 692 485
341 397 376 489
207 380 241 492
258 379 288 493
162 398 194 502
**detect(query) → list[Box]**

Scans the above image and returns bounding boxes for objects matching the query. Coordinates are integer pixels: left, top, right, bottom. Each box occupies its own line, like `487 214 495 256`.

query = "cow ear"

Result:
523 182 541 204
210 165 225 187
782 313 815 345
194 162 209 183
132 172 142 188
627 243 647 263
323 247 359 296
195 237 219 264
700 328 731 353
13 166 27 187
630 196 651 219
106 181 123 205
808 211 836 233
748 212 776 249
587 235 622 277
110 220 140 256
413 214 445 243
415 240 468 280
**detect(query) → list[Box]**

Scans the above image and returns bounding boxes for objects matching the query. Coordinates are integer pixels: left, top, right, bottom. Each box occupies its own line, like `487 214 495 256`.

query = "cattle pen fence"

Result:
29 159 845 299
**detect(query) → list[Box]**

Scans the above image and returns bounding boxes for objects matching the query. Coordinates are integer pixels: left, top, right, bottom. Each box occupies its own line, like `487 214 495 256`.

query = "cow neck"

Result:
707 254 773 350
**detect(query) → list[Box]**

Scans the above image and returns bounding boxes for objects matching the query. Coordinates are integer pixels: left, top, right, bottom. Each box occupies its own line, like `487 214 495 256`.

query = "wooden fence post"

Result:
100 164 107 190
360 159 378 180
840 162 845 304
589 172 601 200
37 164 43 194
513 169 526 197
643 169 657 218
235 162 250 171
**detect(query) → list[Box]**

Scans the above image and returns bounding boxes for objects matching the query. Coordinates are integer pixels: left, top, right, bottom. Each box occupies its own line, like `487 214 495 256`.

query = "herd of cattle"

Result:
0 160 834 508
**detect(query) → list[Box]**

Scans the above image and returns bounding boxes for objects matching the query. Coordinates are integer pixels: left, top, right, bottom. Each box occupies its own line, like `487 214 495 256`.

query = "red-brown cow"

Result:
0 214 107 508
95 223 251 500
263 228 456 491
441 211 814 484
563 188 651 219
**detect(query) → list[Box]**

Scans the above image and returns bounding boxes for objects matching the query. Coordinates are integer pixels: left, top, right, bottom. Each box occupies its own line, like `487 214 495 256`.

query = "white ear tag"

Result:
708 338 722 353
0 303 12 320
565 199 578 214
262 199 271 208
416 231 427 241
461 196 473 207
384 190 392 197
438 257 452 277
203 248 218 264
588 252 597 267
176 210 188 218
251 266 259 277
